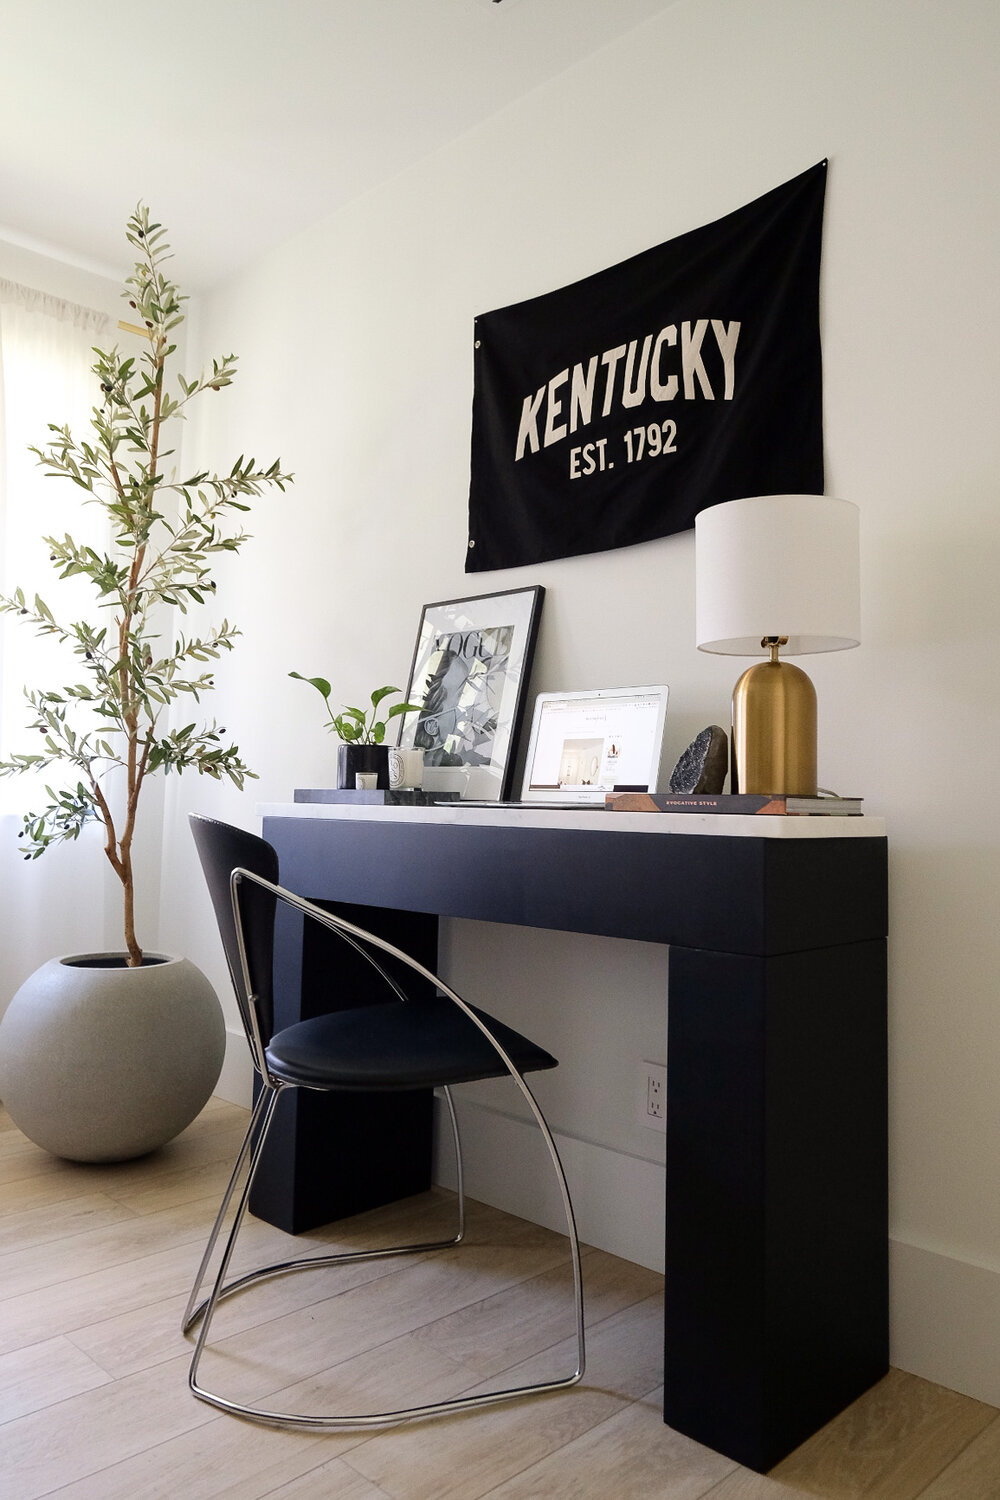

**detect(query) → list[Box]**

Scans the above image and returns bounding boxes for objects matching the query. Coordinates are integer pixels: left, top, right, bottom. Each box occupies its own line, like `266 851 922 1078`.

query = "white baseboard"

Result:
890 1237 1000 1407
211 1060 1000 1407
215 1028 254 1107
211 1042 663 1266
430 1098 1000 1407
432 1094 665 1272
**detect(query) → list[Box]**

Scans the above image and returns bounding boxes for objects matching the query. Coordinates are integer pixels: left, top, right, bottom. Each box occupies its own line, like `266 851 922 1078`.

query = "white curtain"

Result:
0 281 115 1016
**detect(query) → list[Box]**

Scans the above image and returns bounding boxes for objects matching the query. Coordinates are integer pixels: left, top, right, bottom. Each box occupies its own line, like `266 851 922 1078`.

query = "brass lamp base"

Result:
731 639 818 796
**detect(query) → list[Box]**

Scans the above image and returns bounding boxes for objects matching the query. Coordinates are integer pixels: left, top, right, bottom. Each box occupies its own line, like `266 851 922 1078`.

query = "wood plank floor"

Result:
1 1098 997 1499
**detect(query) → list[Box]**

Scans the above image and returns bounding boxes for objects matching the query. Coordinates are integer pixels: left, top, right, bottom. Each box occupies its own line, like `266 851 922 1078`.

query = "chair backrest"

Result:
189 814 280 1048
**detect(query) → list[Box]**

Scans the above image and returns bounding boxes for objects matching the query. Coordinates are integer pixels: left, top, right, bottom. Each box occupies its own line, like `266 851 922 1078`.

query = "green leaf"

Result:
289 670 332 699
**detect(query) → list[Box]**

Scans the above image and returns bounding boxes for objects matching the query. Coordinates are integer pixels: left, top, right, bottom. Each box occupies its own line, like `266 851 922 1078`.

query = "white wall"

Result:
151 0 998 1406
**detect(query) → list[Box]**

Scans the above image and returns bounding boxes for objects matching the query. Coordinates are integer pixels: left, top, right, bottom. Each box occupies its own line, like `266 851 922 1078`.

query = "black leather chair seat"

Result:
266 998 557 1091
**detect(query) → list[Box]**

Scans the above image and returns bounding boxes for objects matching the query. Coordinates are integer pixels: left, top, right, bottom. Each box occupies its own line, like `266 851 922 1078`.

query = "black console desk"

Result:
259 801 888 1473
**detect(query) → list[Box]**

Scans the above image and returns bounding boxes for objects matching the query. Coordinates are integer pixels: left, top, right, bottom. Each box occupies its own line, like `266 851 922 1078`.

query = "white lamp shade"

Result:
695 494 860 656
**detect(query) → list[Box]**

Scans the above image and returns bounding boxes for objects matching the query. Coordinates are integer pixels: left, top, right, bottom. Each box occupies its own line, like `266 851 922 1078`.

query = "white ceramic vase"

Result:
0 952 225 1162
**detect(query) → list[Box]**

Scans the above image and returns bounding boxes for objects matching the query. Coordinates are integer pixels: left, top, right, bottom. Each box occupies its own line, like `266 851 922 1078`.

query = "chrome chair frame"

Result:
183 865 586 1429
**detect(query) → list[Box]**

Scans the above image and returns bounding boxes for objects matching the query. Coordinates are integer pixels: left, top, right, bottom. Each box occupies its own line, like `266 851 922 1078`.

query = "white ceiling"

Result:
0 0 674 291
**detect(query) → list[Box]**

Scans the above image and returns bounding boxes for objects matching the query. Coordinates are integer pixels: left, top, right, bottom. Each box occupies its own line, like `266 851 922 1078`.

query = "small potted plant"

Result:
0 205 292 1162
289 673 419 789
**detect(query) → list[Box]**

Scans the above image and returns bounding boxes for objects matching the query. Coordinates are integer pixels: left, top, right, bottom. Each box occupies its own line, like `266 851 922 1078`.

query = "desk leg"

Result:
248 900 439 1235
663 940 888 1473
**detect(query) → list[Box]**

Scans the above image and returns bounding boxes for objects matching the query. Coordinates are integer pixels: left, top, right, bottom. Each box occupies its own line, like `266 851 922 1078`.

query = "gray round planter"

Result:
0 952 225 1162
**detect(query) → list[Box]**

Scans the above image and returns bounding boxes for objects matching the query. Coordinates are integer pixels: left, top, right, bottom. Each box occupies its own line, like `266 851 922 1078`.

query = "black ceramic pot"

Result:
336 743 391 790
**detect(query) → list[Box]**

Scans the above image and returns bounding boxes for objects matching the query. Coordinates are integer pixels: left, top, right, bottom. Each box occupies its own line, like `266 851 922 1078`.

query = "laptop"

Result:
458 684 669 808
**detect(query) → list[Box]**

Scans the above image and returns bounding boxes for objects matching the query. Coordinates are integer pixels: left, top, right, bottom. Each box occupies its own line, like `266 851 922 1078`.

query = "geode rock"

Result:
669 725 729 794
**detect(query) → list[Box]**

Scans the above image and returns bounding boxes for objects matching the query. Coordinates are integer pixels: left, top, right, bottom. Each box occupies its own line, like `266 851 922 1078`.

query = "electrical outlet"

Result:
637 1060 667 1133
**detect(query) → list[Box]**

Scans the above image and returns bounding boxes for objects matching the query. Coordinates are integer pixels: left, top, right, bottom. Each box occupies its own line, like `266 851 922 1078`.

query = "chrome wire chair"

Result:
183 814 585 1429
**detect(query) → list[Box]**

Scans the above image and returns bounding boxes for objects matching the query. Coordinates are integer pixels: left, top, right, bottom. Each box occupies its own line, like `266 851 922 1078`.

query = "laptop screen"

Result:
519 686 669 804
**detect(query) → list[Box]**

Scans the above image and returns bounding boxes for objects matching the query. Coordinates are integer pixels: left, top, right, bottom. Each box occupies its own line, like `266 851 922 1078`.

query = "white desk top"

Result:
259 800 885 840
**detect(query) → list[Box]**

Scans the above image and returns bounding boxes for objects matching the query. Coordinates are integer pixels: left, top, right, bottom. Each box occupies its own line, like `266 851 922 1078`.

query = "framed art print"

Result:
396 586 544 800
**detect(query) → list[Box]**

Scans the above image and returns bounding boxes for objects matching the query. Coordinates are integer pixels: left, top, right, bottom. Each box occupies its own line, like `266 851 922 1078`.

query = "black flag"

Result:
467 161 827 572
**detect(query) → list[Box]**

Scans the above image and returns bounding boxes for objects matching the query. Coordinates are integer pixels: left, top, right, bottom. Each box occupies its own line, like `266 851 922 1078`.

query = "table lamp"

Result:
695 494 860 796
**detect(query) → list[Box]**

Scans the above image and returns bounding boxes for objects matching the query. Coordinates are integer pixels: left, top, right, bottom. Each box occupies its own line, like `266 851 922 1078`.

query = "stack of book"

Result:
605 792 863 816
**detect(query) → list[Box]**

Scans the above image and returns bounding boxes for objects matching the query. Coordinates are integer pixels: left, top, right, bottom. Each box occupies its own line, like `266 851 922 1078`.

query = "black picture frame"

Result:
396 586 544 801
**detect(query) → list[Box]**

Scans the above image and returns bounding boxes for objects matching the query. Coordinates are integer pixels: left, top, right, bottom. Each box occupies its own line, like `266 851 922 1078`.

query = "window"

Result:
0 280 117 998
0 279 111 810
